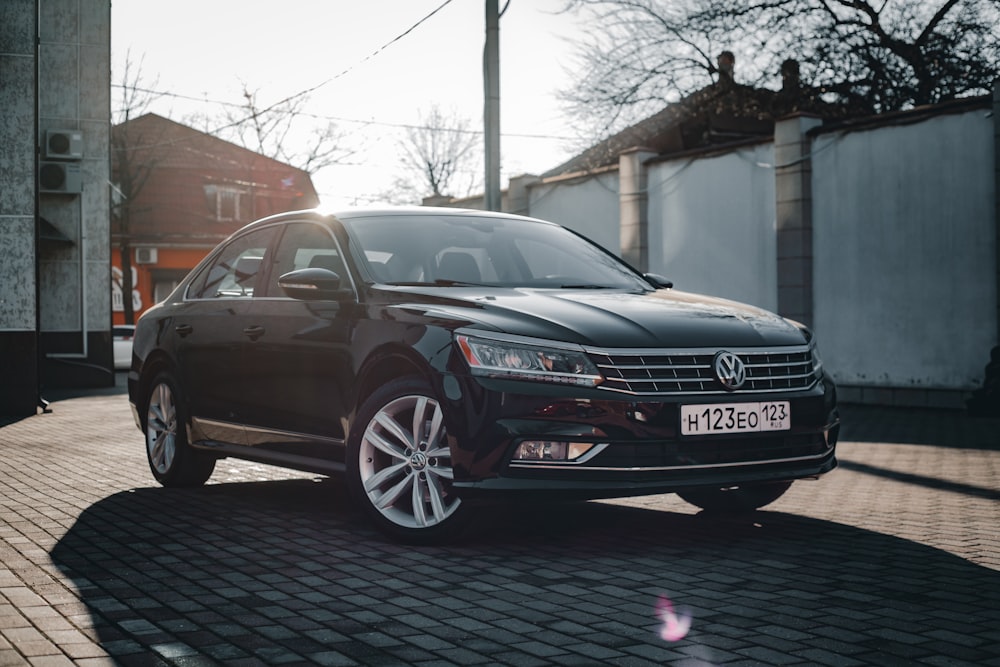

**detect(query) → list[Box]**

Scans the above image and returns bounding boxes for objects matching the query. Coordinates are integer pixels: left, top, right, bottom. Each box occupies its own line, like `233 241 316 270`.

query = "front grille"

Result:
587 346 818 395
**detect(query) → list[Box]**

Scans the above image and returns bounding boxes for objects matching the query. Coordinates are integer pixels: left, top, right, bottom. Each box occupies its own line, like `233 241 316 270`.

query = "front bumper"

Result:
443 373 839 500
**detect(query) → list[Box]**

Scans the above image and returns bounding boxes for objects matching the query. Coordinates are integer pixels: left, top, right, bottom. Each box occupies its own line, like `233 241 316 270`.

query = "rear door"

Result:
176 226 278 444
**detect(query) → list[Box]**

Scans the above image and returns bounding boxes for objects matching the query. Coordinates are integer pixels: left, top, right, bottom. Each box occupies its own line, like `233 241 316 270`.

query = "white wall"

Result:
520 103 996 401
812 110 997 390
647 144 778 311
527 171 621 253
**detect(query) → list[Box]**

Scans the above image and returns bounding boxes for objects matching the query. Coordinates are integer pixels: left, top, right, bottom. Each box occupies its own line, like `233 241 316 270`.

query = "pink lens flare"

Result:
656 595 692 642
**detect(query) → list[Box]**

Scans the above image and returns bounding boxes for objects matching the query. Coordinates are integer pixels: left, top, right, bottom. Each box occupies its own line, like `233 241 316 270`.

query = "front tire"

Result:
678 481 792 513
143 372 216 487
347 377 474 543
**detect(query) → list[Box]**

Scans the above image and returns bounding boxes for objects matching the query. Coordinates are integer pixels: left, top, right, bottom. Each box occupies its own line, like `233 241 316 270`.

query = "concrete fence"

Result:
502 89 999 408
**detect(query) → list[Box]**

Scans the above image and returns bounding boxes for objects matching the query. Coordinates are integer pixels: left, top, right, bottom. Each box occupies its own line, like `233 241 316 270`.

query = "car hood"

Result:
381 287 807 348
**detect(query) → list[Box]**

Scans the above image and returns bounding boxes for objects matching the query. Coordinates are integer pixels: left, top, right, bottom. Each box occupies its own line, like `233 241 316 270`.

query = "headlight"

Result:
456 334 603 387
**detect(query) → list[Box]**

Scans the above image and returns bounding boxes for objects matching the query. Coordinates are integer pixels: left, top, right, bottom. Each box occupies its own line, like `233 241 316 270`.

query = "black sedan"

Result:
128 208 839 543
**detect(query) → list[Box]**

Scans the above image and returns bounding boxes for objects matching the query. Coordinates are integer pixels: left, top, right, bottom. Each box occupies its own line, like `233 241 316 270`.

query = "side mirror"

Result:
278 268 350 301
644 273 673 289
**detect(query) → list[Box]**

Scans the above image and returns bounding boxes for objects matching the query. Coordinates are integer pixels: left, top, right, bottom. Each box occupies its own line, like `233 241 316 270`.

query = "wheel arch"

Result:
354 345 435 413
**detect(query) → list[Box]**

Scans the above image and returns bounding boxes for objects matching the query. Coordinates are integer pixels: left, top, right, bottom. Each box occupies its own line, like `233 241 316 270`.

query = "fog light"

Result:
514 440 597 461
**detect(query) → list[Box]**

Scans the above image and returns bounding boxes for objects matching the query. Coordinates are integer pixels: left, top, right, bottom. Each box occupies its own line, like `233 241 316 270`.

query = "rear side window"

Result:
188 228 275 299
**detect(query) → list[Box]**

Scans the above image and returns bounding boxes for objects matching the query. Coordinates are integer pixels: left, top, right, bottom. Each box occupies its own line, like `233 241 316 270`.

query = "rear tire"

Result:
678 481 792 513
347 377 474 544
143 372 216 487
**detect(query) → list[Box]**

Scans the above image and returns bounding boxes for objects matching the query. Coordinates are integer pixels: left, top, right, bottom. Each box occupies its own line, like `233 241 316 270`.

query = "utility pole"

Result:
484 0 501 211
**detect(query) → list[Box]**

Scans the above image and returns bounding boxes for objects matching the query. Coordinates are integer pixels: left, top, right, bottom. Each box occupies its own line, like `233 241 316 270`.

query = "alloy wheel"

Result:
359 394 461 529
146 381 177 475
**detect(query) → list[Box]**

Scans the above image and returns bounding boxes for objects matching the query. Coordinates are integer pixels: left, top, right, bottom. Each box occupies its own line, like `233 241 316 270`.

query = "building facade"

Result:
1 0 112 417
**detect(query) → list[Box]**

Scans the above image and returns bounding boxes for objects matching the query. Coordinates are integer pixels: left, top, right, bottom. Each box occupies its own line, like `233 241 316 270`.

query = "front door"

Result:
240 221 358 464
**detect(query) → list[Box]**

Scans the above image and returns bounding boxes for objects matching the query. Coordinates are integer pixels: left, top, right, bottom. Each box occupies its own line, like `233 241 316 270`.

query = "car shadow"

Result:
838 403 999 450
50 479 1000 665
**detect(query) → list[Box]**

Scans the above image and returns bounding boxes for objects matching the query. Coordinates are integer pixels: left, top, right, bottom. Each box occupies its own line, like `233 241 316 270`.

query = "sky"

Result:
111 0 590 208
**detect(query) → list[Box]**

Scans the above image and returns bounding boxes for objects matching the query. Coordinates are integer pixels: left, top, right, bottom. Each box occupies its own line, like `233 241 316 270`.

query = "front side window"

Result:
261 222 348 297
188 227 274 299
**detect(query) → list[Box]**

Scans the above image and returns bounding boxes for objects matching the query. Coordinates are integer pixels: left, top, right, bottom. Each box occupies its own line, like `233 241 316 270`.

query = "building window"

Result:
204 184 250 222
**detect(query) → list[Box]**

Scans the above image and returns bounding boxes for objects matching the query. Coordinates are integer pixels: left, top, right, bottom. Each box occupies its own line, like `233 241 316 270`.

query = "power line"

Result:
112 83 576 142
115 0 461 147
113 0 576 148
237 0 459 117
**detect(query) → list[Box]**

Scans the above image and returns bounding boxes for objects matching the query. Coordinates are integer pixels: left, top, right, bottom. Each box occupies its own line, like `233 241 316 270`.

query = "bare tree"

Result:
561 0 1000 134
217 85 356 174
111 50 164 325
390 105 482 202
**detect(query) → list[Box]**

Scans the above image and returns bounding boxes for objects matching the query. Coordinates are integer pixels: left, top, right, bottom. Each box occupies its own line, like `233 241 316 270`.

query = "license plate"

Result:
681 401 790 436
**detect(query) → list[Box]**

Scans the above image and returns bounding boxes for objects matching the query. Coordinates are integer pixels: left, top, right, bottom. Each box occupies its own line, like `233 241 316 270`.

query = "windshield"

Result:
340 213 651 290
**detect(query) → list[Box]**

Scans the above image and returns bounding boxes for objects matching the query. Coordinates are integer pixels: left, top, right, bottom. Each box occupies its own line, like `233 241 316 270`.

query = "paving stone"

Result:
1 394 999 665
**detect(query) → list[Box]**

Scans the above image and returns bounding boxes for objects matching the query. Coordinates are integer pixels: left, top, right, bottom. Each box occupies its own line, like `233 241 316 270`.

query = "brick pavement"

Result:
0 383 997 666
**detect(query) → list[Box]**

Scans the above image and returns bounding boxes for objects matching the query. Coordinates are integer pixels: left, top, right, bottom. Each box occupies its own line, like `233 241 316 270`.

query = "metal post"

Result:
484 0 501 211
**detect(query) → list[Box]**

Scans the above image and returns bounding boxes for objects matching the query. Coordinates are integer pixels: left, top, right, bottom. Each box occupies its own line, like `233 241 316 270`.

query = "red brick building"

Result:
111 113 320 324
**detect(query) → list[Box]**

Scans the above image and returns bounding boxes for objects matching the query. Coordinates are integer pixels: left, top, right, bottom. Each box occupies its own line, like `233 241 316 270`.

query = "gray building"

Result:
1 1 112 417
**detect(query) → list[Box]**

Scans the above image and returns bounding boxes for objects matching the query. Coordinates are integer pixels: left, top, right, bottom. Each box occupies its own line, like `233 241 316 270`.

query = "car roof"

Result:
240 206 555 233
333 206 543 222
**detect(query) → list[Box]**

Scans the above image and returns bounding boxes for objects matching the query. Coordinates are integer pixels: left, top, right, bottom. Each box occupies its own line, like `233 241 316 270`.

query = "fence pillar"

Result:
507 173 540 216
774 114 823 328
619 147 656 271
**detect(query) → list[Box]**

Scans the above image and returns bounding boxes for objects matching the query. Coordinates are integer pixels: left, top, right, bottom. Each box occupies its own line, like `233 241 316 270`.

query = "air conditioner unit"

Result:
135 247 158 265
39 161 82 194
44 129 84 160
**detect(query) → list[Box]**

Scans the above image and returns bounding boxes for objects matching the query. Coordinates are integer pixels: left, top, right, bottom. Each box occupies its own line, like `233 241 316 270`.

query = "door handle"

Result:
243 325 265 341
175 324 193 337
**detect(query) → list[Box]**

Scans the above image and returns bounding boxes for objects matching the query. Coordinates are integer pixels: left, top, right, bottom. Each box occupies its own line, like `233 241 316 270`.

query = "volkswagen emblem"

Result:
713 351 746 390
